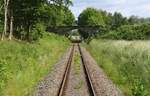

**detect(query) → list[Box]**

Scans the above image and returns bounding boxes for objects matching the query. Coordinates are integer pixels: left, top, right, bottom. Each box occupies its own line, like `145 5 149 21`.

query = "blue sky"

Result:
70 0 150 18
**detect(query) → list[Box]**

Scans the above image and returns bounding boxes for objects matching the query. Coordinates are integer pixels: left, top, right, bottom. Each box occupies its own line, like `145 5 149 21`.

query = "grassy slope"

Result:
84 40 150 96
0 33 69 96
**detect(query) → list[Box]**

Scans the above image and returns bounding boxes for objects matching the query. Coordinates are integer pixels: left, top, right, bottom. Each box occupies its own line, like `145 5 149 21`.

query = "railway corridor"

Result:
62 45 90 96
34 43 122 96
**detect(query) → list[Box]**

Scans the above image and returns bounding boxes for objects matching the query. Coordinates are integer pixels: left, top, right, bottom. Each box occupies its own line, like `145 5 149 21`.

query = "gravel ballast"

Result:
33 45 123 96
63 45 90 96
33 47 72 96
81 47 123 96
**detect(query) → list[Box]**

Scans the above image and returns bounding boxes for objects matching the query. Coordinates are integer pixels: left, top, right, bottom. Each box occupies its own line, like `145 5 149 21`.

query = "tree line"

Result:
78 7 150 43
0 0 75 41
1 2 150 42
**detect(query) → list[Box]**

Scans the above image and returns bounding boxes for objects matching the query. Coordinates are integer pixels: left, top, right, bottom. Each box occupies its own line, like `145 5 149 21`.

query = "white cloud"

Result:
70 0 150 18
104 0 126 5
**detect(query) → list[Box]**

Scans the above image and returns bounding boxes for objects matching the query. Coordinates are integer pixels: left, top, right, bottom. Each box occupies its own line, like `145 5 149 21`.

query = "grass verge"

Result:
84 40 150 96
0 33 69 96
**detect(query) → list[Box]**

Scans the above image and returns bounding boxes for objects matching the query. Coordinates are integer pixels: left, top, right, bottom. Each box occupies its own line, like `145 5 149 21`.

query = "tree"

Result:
128 16 141 25
50 0 73 7
12 0 73 41
110 12 128 30
128 16 150 24
100 10 113 26
0 0 74 41
0 1 4 11
0 1 4 34
78 7 105 26
8 0 13 40
78 7 105 43
63 7 75 26
1 0 10 40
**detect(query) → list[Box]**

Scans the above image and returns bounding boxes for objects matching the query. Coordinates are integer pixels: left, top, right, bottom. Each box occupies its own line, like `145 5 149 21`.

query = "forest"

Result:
0 0 75 41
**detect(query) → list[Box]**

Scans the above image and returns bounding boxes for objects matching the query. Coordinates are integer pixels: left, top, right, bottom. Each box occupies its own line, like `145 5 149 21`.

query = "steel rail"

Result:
78 44 96 96
57 44 75 96
58 43 96 96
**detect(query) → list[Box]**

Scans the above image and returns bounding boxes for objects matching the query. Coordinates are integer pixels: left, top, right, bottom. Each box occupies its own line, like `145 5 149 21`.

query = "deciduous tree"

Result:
78 7 105 43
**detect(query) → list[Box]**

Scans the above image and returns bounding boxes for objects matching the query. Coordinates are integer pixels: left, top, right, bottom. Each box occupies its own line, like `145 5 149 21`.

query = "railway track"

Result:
34 43 122 96
57 43 96 96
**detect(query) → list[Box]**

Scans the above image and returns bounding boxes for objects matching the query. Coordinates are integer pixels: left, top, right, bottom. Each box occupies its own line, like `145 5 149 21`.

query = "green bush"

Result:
100 23 150 40
30 23 45 41
100 30 119 39
116 25 142 40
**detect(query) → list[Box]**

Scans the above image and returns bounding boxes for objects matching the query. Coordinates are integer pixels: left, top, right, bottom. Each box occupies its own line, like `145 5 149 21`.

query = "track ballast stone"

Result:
33 47 72 96
33 45 123 96
62 45 90 96
81 47 124 96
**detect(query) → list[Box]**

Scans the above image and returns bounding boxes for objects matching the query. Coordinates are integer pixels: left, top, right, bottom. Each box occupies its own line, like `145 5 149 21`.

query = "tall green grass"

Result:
0 33 69 96
84 40 150 96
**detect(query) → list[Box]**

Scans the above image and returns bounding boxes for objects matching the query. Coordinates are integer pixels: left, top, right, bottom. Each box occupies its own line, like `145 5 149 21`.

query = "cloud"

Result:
70 0 150 18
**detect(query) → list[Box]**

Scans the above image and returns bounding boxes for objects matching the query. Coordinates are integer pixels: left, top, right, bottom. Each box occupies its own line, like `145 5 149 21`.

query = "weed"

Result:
0 33 69 96
84 40 150 95
74 51 81 75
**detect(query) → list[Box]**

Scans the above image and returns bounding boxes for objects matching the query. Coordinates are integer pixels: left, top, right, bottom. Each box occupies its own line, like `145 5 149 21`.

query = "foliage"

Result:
110 12 128 30
0 0 74 41
0 33 69 96
99 11 150 40
128 16 150 25
78 7 105 26
30 23 45 41
100 10 113 29
78 7 105 43
63 7 75 26
41 4 75 26
100 23 150 40
77 7 150 41
0 23 3 34
84 40 150 96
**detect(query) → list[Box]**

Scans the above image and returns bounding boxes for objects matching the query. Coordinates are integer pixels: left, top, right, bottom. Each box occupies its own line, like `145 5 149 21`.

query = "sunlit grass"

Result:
84 40 150 96
0 33 69 96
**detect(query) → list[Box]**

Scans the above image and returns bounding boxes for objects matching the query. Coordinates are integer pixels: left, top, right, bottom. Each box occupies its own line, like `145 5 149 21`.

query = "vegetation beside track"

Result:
84 40 150 96
74 51 81 75
0 33 69 96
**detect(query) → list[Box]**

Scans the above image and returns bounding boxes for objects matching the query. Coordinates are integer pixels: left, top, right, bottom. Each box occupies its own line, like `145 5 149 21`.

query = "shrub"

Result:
30 23 46 41
100 23 150 40
100 30 119 39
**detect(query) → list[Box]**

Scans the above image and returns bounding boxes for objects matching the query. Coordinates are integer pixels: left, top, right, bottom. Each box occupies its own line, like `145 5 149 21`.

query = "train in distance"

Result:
69 29 82 43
